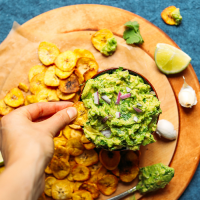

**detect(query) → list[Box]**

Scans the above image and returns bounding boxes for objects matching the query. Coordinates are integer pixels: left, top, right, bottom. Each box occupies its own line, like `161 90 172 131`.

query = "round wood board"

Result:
0 4 199 200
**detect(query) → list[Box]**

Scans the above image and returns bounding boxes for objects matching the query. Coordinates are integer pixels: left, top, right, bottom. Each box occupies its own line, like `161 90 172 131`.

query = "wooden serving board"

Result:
0 4 199 200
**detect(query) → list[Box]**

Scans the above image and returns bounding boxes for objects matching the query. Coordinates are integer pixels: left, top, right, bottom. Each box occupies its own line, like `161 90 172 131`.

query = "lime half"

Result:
0 152 4 166
155 43 191 74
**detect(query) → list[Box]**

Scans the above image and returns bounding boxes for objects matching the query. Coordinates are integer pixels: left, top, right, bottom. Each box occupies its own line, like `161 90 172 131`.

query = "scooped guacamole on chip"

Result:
82 68 162 150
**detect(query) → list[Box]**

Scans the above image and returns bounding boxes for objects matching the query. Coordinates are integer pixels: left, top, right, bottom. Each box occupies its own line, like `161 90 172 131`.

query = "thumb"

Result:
39 107 77 136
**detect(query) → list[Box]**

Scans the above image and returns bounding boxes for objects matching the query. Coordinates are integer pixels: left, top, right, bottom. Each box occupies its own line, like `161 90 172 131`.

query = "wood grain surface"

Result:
0 4 199 200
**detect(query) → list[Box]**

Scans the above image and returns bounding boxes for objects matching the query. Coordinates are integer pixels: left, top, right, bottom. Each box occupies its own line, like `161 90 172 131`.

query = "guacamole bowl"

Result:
81 67 161 151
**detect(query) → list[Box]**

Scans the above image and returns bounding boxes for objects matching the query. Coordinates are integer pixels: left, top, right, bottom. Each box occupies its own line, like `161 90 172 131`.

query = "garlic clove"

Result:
178 76 197 108
156 119 177 140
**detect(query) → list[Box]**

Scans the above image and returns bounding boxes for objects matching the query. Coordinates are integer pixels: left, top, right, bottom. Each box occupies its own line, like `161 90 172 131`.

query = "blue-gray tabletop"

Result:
0 0 199 199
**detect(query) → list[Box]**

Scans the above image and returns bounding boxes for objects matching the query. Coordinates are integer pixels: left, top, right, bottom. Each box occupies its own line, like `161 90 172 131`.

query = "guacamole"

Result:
82 68 161 150
136 163 175 194
100 37 117 56
171 8 182 25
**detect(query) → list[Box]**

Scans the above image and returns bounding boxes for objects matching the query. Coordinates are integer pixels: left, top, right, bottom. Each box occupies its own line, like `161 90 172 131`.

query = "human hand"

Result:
0 102 77 200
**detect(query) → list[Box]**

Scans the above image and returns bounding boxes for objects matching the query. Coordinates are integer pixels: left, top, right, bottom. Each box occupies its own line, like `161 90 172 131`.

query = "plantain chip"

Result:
45 162 53 174
0 99 14 115
80 182 100 199
18 83 29 93
54 137 68 148
66 138 84 156
37 193 46 200
75 57 98 84
97 165 109 180
63 178 75 192
44 176 57 197
73 190 93 200
52 180 73 200
30 72 46 95
4 88 24 107
37 88 59 102
70 129 83 140
88 161 102 175
119 165 139 183
55 67 74 79
54 146 69 161
161 6 178 25
59 74 80 94
66 157 77 182
24 95 37 106
50 156 70 179
71 91 81 103
56 89 75 101
69 124 82 130
84 69 97 82
84 142 96 150
38 41 60 66
75 149 98 167
55 51 77 72
73 182 83 192
91 29 113 51
88 171 98 184
72 165 90 181
74 49 95 60
111 167 120 177
72 101 88 126
81 135 91 144
99 149 121 170
97 175 118 196
28 65 46 82
44 65 60 87
62 125 72 140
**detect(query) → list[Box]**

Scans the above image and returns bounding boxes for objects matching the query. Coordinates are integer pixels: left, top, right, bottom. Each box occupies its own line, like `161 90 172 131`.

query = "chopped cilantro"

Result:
123 21 144 45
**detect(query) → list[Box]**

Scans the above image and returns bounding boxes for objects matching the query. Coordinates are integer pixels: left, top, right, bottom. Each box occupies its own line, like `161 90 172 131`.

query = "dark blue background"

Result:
0 0 199 199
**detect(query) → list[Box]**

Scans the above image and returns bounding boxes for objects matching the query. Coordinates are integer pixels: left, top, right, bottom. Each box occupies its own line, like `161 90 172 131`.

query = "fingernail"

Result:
67 107 77 121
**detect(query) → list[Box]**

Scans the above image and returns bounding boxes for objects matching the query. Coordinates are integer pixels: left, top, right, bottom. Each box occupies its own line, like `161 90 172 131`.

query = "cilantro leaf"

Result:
123 21 144 45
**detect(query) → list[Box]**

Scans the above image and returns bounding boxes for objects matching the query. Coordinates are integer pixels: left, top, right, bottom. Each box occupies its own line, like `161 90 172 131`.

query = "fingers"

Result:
16 102 74 121
39 107 77 136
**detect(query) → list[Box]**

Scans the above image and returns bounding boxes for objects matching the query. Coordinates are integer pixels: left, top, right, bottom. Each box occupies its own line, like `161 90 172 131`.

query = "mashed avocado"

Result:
82 68 161 150
136 163 175 193
171 8 182 25
100 37 117 56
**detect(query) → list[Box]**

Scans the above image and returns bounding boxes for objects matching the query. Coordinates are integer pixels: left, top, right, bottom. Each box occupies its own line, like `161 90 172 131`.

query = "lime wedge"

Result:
0 152 4 166
155 43 191 74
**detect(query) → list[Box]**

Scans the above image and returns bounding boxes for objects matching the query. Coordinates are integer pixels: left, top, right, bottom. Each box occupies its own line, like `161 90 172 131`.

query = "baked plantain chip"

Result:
72 165 90 181
75 149 98 167
54 137 67 148
75 57 98 84
74 49 95 60
4 88 24 107
91 29 113 51
52 180 73 200
38 41 60 66
72 101 88 126
45 162 53 174
66 138 84 156
84 142 96 150
88 161 102 175
54 146 69 161
73 190 93 200
99 149 121 170
18 83 29 93
0 99 14 115
97 175 118 196
57 89 75 101
88 171 98 184
111 167 120 177
73 182 83 192
28 65 46 82
55 51 77 72
71 91 81 103
62 125 72 140
80 182 100 199
55 67 74 79
69 124 82 129
30 72 46 95
81 135 91 144
24 95 37 106
161 6 178 25
97 165 109 180
44 176 57 197
44 65 60 87
59 74 80 94
119 165 139 183
84 69 97 82
50 156 70 179
37 88 59 102
66 158 76 182
70 129 83 140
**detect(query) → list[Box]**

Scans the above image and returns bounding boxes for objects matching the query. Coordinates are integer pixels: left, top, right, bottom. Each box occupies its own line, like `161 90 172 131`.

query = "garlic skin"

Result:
178 76 197 108
156 119 177 140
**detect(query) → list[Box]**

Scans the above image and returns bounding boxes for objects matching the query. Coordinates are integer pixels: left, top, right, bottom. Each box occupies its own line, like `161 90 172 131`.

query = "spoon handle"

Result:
107 186 137 200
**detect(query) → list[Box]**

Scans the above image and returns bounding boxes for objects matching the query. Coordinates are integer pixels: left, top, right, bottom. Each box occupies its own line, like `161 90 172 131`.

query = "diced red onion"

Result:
101 95 111 104
133 107 143 113
120 93 131 99
102 115 113 123
126 87 131 92
115 112 120 118
150 91 156 95
93 91 99 105
115 92 121 104
101 130 111 138
134 116 138 122
136 103 142 107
